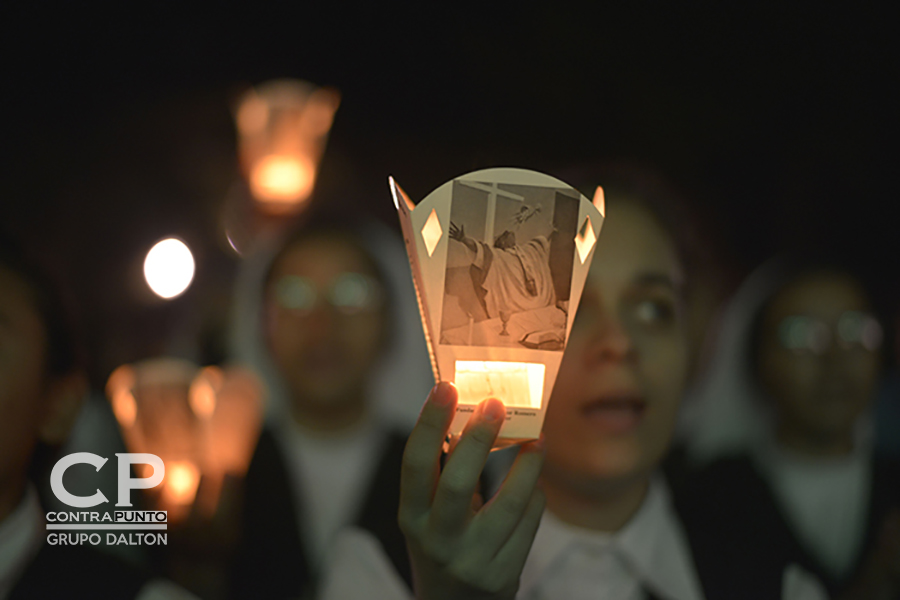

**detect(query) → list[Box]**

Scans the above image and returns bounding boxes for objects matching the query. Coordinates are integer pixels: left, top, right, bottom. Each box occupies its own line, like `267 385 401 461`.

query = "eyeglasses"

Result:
777 311 883 354
272 273 384 314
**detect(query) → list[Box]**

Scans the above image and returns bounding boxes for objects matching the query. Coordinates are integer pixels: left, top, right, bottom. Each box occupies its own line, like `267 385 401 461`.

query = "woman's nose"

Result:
583 312 635 364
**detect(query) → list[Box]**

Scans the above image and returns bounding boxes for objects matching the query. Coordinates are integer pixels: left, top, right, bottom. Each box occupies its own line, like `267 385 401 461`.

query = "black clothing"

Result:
9 543 150 600
673 455 900 599
229 428 410 600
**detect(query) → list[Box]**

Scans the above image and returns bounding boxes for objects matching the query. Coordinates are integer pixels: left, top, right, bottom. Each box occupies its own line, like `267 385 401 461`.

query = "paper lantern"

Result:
235 79 340 215
391 168 605 446
106 359 264 519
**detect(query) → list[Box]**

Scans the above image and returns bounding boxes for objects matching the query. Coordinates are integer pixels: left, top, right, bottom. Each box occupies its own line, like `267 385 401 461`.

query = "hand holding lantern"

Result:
398 383 545 600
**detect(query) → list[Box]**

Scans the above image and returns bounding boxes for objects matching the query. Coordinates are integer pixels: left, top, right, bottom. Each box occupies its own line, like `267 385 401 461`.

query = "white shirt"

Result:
520 477 703 600
752 434 871 578
317 476 828 600
274 417 387 570
0 489 197 600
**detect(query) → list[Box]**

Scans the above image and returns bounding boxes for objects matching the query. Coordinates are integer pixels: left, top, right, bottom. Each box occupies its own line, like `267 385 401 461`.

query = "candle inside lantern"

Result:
454 361 544 409
235 79 340 215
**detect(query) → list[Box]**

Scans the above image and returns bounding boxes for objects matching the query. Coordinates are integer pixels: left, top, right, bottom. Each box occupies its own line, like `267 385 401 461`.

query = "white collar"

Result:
0 488 44 599
520 476 704 600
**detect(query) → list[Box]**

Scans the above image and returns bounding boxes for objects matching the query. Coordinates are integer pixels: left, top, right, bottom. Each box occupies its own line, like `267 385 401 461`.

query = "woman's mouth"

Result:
580 394 646 433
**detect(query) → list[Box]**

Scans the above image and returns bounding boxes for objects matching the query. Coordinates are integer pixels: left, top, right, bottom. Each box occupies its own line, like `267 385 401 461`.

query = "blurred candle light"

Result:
250 154 316 207
106 358 264 520
144 238 195 299
164 460 201 506
107 365 138 428
235 79 340 215
189 366 222 420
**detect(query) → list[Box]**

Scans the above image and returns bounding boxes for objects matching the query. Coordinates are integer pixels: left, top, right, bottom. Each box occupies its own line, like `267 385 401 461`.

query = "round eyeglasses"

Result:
777 311 883 355
273 273 384 315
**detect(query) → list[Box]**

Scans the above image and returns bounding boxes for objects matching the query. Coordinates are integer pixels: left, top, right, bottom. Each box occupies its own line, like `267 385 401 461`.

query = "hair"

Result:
557 160 709 290
0 232 82 379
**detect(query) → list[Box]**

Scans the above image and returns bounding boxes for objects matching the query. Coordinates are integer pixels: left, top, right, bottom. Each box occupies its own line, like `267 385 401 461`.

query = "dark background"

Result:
3 3 897 383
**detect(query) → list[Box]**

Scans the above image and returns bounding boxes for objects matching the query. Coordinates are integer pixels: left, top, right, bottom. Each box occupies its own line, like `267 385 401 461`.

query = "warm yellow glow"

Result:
189 366 223 419
143 239 195 299
454 361 545 409
298 87 341 137
164 461 200 506
421 208 443 257
189 380 216 420
574 215 597 264
112 389 138 428
235 79 340 215
592 186 605 217
236 92 269 135
250 154 315 208
106 365 138 428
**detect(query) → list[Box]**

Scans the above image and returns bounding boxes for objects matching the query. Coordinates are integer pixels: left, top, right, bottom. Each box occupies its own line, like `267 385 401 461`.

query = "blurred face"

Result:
542 201 688 494
757 271 881 449
265 234 387 413
0 266 48 496
494 231 516 250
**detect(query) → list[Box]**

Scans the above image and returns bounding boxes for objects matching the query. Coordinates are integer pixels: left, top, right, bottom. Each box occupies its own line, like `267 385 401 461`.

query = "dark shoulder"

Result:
871 455 900 493
670 454 764 511
669 455 802 600
10 543 151 600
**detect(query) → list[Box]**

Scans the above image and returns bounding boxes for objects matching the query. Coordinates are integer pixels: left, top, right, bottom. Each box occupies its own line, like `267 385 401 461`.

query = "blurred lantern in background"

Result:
235 79 340 215
106 358 264 522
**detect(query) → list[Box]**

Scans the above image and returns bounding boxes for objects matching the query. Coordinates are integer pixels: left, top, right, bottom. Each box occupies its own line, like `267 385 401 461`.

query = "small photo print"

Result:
439 179 579 350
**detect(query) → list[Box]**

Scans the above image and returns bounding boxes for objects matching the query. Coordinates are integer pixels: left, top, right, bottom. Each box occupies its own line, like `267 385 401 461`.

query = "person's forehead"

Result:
271 235 375 281
769 272 869 321
586 202 681 290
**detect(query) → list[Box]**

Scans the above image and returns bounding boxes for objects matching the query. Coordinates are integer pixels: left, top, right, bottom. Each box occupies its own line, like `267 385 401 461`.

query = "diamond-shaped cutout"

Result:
421 208 443 257
574 215 596 264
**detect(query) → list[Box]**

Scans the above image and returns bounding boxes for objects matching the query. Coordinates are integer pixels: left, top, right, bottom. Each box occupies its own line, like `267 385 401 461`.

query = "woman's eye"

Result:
632 299 675 326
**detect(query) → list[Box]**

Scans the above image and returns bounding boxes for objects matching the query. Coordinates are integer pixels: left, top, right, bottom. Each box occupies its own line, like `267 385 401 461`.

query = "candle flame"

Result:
454 361 545 409
250 154 316 209
164 461 200 506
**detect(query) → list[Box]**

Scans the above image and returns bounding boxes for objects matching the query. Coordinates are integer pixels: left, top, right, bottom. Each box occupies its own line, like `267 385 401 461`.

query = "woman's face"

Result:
265 234 387 412
757 271 881 447
542 200 688 493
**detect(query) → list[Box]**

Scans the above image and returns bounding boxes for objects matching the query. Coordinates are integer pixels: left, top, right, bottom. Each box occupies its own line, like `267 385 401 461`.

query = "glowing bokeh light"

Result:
164 461 200 506
454 361 545 409
189 366 222 420
249 154 315 209
235 79 340 216
143 238 195 299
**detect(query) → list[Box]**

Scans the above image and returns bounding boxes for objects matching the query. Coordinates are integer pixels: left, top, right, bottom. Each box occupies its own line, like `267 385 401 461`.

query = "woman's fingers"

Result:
467 437 545 559
428 398 506 539
400 382 458 521
489 487 546 576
